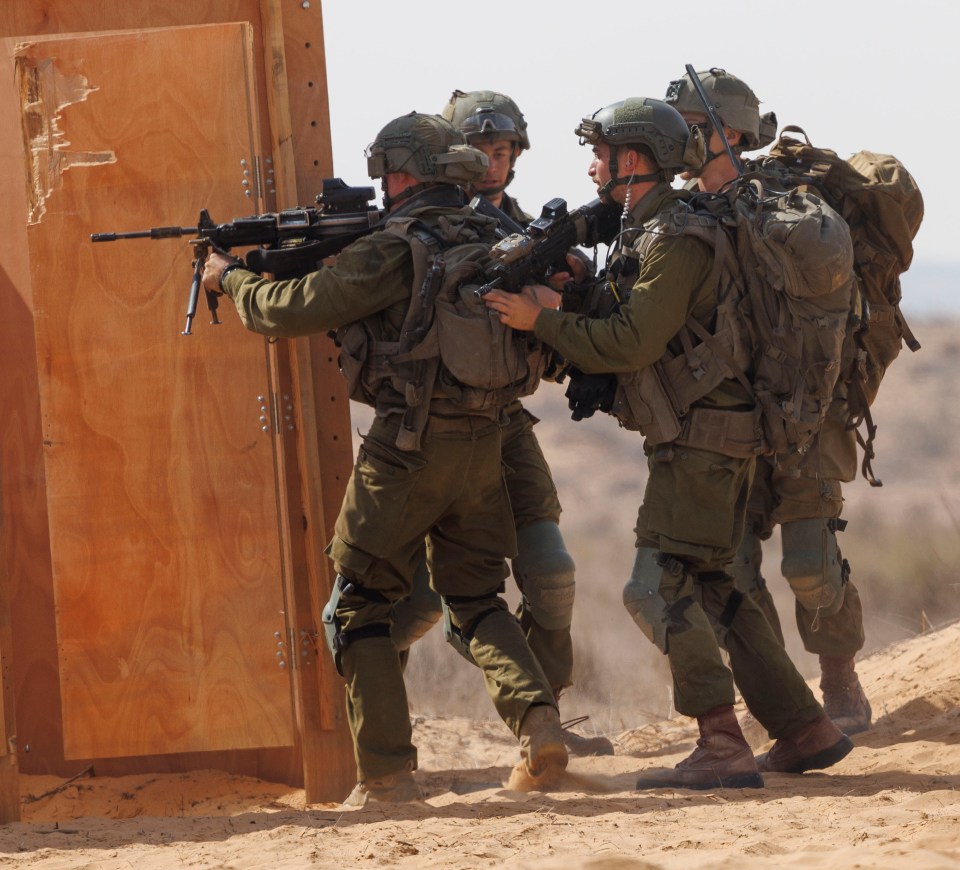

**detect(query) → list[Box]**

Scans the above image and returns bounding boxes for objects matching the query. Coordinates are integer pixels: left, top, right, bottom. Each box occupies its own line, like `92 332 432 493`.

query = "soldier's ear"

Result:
725 128 743 148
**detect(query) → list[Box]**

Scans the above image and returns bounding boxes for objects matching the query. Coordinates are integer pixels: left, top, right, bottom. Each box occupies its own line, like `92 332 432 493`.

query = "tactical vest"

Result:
335 209 547 451
594 200 760 459
595 180 856 463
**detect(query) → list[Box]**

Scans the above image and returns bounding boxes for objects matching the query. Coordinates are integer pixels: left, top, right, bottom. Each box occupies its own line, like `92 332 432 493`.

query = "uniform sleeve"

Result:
221 231 414 337
533 233 714 374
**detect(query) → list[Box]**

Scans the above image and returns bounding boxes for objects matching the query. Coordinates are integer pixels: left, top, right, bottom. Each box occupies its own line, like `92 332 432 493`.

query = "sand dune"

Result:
5 619 960 869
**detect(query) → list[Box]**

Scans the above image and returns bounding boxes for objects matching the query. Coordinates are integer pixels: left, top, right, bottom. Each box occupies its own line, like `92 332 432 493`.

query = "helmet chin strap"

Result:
687 145 741 180
598 145 659 200
382 178 431 212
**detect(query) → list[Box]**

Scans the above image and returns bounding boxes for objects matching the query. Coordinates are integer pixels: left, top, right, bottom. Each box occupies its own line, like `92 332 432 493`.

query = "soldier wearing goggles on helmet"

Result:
440 89 531 221
387 91 614 759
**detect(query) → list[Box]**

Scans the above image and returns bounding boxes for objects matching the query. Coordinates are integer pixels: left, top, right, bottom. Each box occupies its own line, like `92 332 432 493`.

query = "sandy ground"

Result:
3 620 959 869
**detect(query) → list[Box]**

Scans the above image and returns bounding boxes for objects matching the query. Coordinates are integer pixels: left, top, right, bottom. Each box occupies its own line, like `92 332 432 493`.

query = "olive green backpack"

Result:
764 126 925 483
601 182 855 464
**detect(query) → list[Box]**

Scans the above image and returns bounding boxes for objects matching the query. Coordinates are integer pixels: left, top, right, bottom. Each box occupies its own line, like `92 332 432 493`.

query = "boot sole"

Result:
636 771 764 790
836 720 871 737
758 734 854 774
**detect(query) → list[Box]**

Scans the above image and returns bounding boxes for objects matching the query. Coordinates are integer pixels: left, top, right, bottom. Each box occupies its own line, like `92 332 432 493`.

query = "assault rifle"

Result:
473 197 620 298
91 178 384 334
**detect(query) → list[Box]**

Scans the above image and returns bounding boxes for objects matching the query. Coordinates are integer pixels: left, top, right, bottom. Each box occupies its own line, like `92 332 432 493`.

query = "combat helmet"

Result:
664 68 777 151
575 97 705 198
366 112 488 187
441 90 530 151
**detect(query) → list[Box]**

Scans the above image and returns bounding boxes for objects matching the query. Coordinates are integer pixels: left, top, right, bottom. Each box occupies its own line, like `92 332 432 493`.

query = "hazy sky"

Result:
321 0 956 311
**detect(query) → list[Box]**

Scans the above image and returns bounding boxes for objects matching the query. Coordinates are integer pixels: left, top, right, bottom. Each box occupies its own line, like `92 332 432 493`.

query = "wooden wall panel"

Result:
0 1 354 799
0 535 20 822
258 1 354 795
0 33 66 777
17 24 295 760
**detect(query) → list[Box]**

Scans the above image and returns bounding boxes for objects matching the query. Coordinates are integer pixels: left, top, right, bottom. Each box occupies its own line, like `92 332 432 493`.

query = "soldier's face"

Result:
679 112 711 179
588 141 619 204
472 139 517 195
679 111 741 180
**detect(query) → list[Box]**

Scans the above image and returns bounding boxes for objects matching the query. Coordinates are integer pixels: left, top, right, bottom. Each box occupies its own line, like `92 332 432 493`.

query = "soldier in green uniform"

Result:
389 90 613 757
484 96 853 789
665 68 872 735
202 112 567 805
444 88 531 222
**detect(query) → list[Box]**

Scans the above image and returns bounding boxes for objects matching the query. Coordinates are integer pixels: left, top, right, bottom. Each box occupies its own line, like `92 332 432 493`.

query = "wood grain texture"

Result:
0 542 21 822
0 32 68 778
2 2 354 798
18 24 294 760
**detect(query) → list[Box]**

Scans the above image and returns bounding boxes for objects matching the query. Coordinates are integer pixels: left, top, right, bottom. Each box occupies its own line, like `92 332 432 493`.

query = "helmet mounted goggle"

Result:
459 109 523 143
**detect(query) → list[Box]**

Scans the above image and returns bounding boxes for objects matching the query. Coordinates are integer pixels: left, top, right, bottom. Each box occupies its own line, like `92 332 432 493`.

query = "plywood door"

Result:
15 23 296 760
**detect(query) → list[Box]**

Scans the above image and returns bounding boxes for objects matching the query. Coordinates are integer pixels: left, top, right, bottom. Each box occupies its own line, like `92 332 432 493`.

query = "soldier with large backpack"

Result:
666 67 923 737
483 96 853 789
201 112 568 805
389 90 614 757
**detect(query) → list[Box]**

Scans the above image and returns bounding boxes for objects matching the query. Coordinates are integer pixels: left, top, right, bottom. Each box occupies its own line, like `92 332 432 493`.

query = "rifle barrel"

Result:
90 227 197 242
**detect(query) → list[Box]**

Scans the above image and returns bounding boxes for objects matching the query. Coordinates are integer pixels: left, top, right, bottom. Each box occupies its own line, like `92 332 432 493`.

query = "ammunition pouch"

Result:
674 407 763 458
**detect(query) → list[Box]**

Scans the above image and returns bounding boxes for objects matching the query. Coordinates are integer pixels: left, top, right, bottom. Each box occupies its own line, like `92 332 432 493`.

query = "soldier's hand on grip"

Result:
564 368 617 421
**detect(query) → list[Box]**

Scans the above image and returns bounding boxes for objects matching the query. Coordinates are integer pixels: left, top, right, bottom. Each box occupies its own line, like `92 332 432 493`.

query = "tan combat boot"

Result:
820 655 872 735
519 704 569 787
561 716 616 757
635 705 764 790
756 713 854 774
341 763 423 808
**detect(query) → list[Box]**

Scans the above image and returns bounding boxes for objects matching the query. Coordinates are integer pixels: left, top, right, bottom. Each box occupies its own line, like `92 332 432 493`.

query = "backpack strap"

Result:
681 218 756 400
382 219 448 451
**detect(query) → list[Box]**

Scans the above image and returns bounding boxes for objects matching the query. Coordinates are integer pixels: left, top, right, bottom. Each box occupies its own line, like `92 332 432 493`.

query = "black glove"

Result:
564 368 617 421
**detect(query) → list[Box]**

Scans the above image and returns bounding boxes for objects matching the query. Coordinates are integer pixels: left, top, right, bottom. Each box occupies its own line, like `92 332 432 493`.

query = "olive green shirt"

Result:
534 185 716 374
220 229 414 338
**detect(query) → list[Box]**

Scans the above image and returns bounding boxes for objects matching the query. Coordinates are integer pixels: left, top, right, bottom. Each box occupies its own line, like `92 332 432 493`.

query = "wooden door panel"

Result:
16 23 295 759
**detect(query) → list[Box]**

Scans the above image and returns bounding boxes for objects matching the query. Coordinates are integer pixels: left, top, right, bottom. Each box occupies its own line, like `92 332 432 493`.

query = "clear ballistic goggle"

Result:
460 110 521 140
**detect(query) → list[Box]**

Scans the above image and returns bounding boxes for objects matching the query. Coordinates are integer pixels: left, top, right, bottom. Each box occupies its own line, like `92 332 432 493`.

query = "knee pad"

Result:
622 547 674 653
780 518 845 617
321 575 391 676
512 521 576 631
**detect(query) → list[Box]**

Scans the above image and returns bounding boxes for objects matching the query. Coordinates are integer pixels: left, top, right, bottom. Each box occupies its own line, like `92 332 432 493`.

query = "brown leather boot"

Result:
820 655 872 735
341 764 423 807
519 704 569 785
756 714 854 774
635 705 763 790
